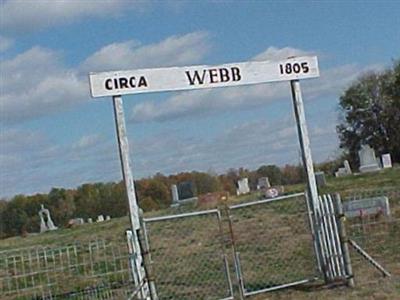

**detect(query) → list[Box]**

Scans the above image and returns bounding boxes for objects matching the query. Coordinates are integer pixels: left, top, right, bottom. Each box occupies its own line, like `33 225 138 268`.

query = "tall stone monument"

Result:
171 184 179 204
38 204 58 233
358 145 380 173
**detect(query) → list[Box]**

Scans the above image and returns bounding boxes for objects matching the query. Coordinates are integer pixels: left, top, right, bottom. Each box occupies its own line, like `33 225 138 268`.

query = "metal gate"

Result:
142 210 233 300
141 193 356 299
227 193 319 297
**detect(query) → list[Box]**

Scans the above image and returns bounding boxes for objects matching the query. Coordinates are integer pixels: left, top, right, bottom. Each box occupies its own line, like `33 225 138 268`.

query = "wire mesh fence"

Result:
228 193 319 296
2 189 398 299
142 193 321 299
143 210 233 300
343 188 400 286
0 238 134 299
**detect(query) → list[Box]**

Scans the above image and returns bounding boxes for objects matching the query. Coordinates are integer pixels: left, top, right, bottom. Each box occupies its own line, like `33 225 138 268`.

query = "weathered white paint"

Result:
89 56 319 97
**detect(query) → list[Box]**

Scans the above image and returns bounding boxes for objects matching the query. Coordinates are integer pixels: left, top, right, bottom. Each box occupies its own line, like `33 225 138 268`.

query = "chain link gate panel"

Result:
227 193 319 297
143 210 233 300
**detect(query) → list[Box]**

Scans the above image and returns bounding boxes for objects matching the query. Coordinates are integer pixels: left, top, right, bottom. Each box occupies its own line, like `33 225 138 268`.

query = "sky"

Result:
0 0 399 199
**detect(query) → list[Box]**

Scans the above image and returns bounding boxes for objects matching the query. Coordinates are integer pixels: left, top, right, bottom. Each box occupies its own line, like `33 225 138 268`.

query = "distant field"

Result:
1 167 399 299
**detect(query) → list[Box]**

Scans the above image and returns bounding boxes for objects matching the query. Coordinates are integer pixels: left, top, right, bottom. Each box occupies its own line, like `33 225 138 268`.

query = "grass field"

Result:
1 167 399 299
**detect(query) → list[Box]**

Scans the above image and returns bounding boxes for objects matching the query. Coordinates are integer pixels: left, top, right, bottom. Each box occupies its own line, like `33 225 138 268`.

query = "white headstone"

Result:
88 218 93 224
171 184 179 203
106 215 111 221
236 178 250 195
97 215 104 222
335 167 348 177
343 160 352 174
359 145 380 173
381 153 392 169
257 177 270 190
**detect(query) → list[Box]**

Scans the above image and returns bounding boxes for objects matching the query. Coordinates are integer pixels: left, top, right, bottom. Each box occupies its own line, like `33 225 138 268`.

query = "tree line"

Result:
0 164 310 239
2 60 397 239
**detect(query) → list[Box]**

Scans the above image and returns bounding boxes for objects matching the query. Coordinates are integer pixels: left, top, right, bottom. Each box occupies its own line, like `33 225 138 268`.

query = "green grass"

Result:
1 167 399 299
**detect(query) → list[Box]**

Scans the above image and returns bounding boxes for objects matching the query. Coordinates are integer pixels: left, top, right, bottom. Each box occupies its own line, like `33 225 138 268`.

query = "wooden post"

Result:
113 95 149 299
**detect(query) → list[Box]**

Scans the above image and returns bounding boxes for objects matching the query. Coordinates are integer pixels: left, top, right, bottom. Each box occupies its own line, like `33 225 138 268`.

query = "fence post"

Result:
334 193 355 287
138 211 158 300
225 205 245 300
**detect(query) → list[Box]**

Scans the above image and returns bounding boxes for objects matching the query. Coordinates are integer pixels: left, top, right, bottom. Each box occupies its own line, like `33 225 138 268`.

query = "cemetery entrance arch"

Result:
89 56 325 299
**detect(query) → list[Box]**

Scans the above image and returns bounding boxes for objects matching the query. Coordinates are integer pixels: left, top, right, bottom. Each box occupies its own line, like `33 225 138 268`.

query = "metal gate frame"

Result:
138 193 357 299
311 194 354 284
227 193 319 298
142 209 234 300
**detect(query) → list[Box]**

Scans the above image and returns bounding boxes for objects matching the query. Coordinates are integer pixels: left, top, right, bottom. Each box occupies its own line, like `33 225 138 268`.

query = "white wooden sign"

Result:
89 56 319 97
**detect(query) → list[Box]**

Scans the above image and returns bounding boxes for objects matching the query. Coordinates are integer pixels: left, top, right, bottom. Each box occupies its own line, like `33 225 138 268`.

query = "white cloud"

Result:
0 128 120 198
0 47 87 123
1 32 211 123
0 128 47 153
81 31 211 72
0 35 13 52
72 134 103 150
130 47 381 123
0 0 143 34
252 46 314 61
130 114 339 178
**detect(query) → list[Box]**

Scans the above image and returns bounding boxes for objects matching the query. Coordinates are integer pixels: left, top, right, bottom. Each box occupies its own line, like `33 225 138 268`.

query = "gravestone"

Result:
106 215 111 221
335 160 352 177
88 218 93 224
358 145 380 173
97 215 104 222
342 196 390 218
344 160 352 174
67 218 84 227
335 167 348 177
315 171 326 188
171 184 179 203
171 181 198 206
236 178 250 195
177 181 196 200
38 204 58 233
257 177 270 190
265 188 279 198
381 153 392 169
76 218 84 225
264 185 284 198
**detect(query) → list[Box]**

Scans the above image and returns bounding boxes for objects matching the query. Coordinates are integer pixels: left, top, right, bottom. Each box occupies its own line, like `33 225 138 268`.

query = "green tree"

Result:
0 199 8 238
137 179 170 209
337 60 400 165
191 172 221 195
281 164 305 185
1 200 29 236
256 165 282 186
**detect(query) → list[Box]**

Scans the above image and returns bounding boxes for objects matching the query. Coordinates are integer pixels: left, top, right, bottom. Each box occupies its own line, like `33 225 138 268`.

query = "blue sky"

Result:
1 1 399 198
